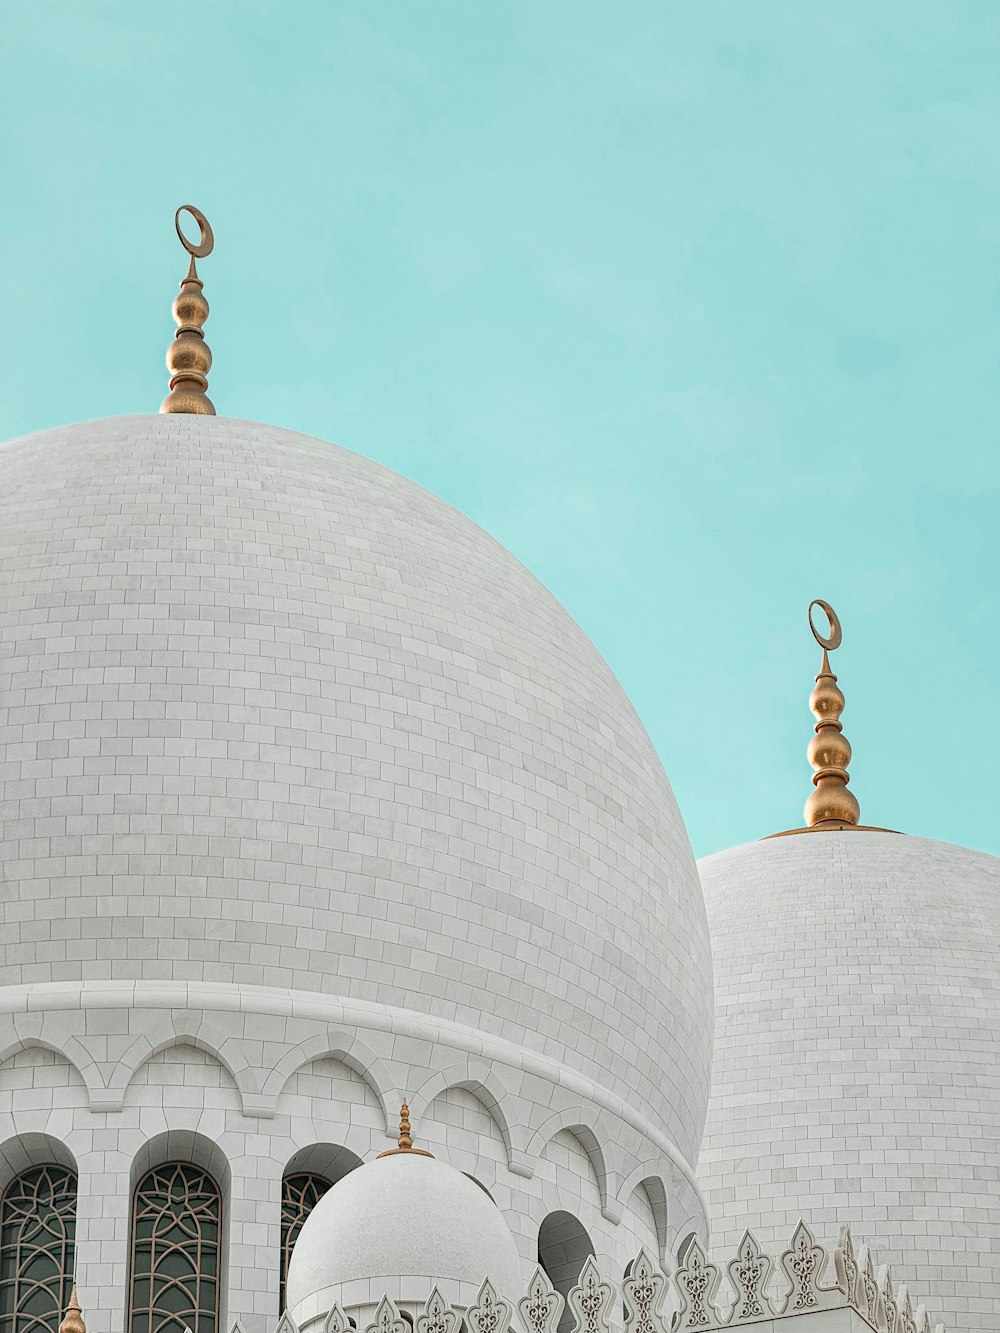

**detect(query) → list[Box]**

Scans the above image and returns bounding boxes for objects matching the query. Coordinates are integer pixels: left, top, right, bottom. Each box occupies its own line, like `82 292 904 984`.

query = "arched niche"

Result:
537 1210 595 1333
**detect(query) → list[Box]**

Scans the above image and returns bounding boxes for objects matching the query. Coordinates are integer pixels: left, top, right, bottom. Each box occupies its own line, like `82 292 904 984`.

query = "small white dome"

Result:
285 1150 523 1330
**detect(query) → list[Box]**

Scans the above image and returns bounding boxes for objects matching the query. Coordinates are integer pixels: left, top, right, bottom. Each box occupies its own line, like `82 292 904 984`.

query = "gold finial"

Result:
398 1098 413 1150
802 599 861 829
160 205 216 415
377 1099 434 1158
60 1286 86 1333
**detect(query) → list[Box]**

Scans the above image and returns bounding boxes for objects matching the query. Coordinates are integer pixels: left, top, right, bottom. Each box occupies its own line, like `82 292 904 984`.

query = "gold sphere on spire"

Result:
160 205 216 415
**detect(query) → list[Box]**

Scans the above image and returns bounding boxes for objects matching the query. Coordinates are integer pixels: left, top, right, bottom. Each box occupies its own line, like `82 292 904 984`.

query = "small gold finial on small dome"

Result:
377 1099 434 1158
59 1286 86 1333
397 1098 413 1150
803 599 861 829
160 205 216 415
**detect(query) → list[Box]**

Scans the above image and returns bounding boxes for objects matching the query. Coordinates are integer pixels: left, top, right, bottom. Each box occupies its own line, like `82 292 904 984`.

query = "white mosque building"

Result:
0 209 996 1333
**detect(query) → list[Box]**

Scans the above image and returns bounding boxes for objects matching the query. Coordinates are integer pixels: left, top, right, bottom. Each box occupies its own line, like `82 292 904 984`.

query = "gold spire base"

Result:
765 822 900 839
160 384 216 415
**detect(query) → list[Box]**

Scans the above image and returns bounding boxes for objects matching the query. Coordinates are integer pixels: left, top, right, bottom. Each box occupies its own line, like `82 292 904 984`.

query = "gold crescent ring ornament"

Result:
808 598 842 652
160 204 216 414
174 204 214 259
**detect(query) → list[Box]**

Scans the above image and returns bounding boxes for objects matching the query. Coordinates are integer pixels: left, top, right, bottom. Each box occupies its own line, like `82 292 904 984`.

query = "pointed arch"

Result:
109 1028 253 1113
0 1035 103 1108
410 1062 528 1174
617 1163 670 1267
264 1031 397 1135
527 1110 618 1219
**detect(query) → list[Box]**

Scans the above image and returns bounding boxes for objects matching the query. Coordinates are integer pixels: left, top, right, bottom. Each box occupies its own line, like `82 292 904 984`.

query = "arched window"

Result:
0 1164 77 1333
128 1162 221 1333
279 1173 331 1312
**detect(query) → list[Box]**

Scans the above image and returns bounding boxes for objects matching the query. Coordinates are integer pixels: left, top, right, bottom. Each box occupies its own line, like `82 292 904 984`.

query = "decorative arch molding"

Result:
103 1019 257 1115
0 1131 78 1199
663 1159 706 1257
616 1163 671 1267
263 1030 398 1135
0 1031 104 1108
527 1110 621 1222
128 1128 233 1197
409 1062 531 1176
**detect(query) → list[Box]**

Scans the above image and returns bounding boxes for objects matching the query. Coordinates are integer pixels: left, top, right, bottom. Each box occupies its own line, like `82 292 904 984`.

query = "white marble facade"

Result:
0 415 713 1333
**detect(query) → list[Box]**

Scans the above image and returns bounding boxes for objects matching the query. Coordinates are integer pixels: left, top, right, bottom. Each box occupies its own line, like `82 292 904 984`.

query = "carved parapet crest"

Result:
416 1287 461 1333
896 1288 917 1333
857 1246 886 1330
673 1235 725 1329
726 1229 772 1321
833 1224 860 1309
467 1278 513 1333
325 1305 355 1333
519 1266 565 1333
366 1296 411 1333
775 1220 838 1316
879 1265 901 1333
622 1246 669 1333
566 1255 615 1333
272 1220 947 1333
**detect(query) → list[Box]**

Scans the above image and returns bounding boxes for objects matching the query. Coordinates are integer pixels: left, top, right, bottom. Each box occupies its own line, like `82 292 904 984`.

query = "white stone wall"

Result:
698 832 1000 1332
0 982 705 1333
0 414 712 1165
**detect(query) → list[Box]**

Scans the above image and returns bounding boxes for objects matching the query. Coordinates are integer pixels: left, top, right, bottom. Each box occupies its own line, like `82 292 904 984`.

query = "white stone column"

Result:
227 1146 284 1333
74 1151 131 1333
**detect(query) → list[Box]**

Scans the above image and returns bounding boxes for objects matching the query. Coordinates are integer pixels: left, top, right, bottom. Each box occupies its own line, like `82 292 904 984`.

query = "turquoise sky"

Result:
2 2 997 857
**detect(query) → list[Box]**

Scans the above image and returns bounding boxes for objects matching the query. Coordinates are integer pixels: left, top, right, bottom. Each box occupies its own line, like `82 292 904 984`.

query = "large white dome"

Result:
698 831 1000 1332
0 414 712 1161
286 1149 523 1328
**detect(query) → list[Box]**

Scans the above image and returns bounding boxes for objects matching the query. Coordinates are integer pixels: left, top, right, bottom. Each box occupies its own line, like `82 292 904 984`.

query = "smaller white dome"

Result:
286 1151 523 1330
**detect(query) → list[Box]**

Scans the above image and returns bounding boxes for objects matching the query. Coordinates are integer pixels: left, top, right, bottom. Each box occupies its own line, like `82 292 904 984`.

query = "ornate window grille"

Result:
0 1164 77 1333
128 1162 222 1333
279 1173 332 1312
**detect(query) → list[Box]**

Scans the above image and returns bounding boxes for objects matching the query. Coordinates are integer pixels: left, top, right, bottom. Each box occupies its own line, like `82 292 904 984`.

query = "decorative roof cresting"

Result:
160 204 216 415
